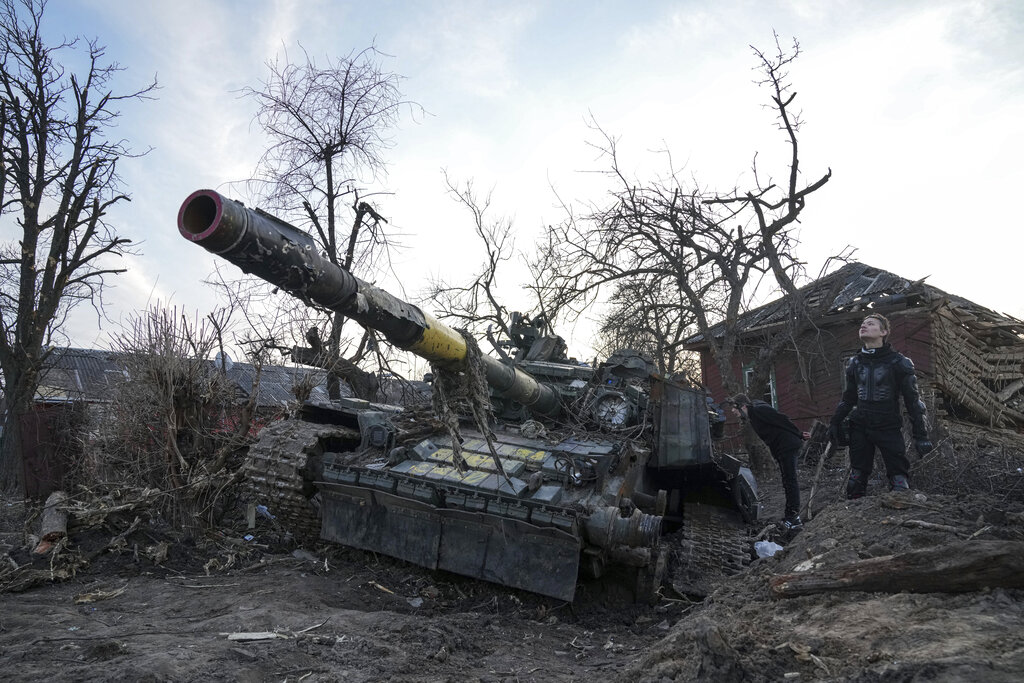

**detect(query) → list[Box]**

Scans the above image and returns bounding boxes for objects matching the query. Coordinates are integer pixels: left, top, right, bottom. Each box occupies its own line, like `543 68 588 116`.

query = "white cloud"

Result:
31 0 1024 356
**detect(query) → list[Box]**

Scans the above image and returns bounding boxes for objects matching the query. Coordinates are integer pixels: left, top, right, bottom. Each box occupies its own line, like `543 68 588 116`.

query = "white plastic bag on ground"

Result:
754 540 784 558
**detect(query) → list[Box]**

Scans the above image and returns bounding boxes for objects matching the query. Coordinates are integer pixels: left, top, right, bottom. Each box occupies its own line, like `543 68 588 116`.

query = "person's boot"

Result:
846 469 868 499
781 514 803 531
889 474 910 492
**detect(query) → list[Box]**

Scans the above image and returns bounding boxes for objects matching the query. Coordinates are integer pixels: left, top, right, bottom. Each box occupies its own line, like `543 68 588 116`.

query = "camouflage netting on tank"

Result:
429 330 509 481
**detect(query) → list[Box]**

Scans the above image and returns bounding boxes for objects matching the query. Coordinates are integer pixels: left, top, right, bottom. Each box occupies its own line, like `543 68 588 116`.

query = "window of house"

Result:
742 364 777 408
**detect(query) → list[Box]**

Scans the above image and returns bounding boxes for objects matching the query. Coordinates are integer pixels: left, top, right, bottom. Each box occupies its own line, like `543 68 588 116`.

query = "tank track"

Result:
669 501 752 596
243 419 361 544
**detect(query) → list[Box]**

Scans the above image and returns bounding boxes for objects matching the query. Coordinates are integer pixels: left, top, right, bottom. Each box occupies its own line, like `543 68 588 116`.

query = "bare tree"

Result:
0 0 155 494
422 172 576 369
594 275 697 378
424 172 518 346
533 131 757 392
703 37 833 396
533 37 831 399
233 45 419 399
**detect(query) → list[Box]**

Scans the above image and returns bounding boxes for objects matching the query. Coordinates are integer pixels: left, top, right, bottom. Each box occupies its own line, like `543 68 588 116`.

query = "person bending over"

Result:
726 394 807 530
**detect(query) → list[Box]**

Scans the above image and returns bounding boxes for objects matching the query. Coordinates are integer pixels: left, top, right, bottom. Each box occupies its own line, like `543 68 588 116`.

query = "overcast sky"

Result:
36 0 1024 357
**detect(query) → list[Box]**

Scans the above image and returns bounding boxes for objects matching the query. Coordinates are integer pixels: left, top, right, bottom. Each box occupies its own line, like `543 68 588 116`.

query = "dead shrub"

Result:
911 419 1024 500
88 306 261 535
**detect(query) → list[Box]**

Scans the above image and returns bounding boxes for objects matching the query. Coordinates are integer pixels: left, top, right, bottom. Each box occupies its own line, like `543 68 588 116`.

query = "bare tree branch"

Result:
223 44 421 399
423 171 522 342
531 36 834 405
0 0 156 494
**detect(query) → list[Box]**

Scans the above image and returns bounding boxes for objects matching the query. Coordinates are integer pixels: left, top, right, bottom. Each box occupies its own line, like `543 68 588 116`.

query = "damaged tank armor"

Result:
176 189 758 601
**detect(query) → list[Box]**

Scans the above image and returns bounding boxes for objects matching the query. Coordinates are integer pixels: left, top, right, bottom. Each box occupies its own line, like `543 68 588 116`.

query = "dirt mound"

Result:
627 491 1024 682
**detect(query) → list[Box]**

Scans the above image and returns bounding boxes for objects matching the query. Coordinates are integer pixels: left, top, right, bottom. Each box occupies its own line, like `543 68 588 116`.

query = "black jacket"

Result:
746 400 804 453
830 343 928 439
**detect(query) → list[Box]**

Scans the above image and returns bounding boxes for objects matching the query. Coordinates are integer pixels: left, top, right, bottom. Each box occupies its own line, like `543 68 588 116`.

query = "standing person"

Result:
829 313 932 498
725 393 807 530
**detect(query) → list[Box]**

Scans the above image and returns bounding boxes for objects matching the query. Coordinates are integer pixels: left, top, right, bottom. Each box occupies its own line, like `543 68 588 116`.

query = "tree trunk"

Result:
327 311 346 400
770 541 1024 597
34 490 69 553
0 393 28 496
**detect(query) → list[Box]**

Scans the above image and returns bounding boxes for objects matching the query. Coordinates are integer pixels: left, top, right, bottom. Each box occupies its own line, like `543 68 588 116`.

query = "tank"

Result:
176 189 759 601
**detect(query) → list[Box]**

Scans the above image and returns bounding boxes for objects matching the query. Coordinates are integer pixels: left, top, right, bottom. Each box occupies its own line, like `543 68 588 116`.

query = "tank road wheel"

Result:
243 419 360 545
732 479 759 524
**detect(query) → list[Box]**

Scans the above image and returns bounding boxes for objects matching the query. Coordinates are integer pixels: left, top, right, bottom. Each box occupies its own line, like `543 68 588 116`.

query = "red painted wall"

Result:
700 311 934 434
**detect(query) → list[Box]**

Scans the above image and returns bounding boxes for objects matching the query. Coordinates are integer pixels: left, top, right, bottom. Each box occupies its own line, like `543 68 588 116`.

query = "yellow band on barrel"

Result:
407 312 467 363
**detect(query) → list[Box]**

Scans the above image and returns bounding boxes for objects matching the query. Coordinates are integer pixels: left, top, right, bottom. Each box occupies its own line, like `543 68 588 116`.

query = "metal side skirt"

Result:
318 481 582 601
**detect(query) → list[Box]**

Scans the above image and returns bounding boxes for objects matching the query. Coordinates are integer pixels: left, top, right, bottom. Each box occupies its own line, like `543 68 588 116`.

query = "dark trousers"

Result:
771 445 801 518
849 423 910 481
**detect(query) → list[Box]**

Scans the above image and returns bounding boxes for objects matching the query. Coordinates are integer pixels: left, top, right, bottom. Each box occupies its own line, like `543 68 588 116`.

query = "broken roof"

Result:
686 262 1024 347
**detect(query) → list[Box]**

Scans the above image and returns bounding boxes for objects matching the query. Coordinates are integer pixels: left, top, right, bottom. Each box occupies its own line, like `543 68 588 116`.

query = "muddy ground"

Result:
1 455 1022 682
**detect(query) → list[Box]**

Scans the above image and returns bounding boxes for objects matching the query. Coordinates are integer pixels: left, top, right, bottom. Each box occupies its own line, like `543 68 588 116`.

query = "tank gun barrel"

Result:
177 189 559 414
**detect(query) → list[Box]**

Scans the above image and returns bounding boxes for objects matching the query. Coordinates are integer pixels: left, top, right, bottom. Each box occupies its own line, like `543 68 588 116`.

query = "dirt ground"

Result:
1 455 1022 682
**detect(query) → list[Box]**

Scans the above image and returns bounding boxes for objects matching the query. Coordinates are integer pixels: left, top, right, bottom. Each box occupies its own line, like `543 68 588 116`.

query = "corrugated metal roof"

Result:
226 362 340 407
36 348 124 401
36 348 345 407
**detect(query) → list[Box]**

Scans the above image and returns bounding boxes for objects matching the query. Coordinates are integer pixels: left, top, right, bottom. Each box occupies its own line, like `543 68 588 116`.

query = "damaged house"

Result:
686 262 1024 442
20 348 340 498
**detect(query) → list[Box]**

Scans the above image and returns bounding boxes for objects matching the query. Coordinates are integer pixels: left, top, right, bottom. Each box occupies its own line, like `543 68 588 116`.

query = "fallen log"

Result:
770 540 1024 598
34 491 69 554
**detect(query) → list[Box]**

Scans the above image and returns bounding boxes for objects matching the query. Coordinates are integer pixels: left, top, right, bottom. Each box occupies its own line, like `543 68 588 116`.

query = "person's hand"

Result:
828 424 843 448
915 439 934 457
802 431 811 440
829 423 850 448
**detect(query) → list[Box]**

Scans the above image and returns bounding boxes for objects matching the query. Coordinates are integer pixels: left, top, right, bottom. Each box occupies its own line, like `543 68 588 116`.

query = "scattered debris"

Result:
226 631 290 642
74 584 128 604
291 549 319 563
225 619 328 643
